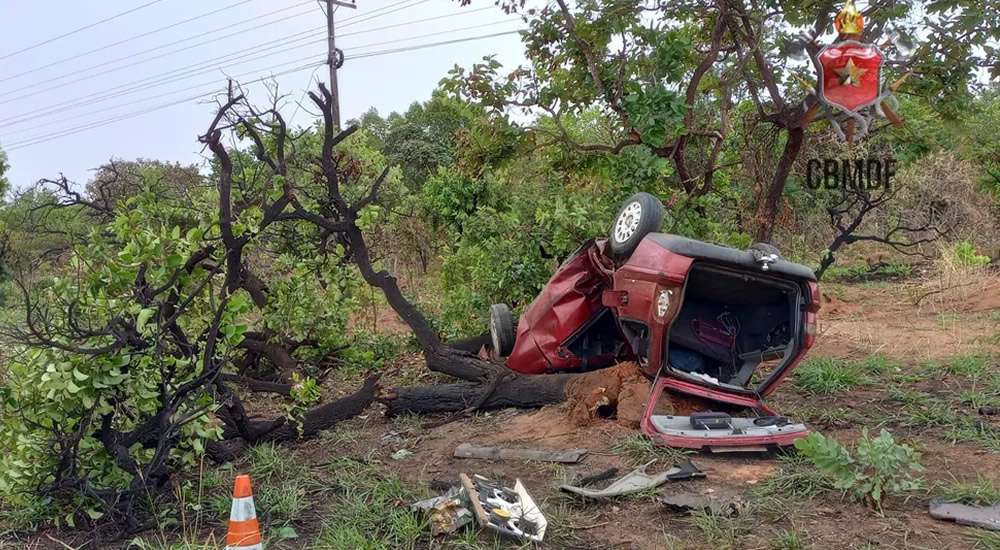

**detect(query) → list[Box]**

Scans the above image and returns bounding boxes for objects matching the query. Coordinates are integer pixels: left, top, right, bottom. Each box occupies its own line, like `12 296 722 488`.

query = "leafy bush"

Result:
793 428 925 510
952 241 991 267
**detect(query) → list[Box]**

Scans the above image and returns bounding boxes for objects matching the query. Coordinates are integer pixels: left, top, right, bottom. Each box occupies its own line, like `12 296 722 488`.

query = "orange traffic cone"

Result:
225 475 263 550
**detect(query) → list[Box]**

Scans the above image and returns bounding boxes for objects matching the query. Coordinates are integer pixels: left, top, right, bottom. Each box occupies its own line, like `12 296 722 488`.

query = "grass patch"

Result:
793 357 865 395
934 474 1000 506
315 457 426 550
611 434 692 466
684 504 759 550
949 417 1000 451
944 354 994 379
753 455 835 501
791 406 866 426
969 531 1000 550
769 529 810 550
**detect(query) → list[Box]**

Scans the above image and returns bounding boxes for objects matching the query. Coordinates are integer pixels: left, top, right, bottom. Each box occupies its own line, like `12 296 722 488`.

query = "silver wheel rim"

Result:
490 312 503 353
613 202 642 243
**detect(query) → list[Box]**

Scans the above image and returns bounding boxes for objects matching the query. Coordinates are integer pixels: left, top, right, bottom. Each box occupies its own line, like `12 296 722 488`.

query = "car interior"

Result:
664 263 803 392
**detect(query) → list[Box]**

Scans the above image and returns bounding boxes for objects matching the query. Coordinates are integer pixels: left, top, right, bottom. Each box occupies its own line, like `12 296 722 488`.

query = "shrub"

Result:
793 428 925 510
952 241 991 267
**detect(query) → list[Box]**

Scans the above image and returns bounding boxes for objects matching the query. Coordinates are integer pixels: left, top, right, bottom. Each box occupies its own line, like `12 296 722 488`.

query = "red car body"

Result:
498 233 820 450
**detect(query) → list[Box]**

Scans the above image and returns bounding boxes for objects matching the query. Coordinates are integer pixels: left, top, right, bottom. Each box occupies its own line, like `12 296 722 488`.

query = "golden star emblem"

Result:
833 57 867 87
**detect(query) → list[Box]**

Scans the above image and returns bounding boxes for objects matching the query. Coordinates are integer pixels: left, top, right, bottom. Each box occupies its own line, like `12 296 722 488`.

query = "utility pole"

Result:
326 0 356 129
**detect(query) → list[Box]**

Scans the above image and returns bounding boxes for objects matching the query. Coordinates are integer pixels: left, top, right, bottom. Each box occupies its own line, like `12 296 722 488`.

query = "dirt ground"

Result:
6 278 1000 549
313 278 1000 549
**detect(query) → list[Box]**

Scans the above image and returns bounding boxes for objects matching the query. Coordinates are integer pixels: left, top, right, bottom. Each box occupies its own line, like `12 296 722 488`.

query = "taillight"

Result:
804 311 817 348
804 281 820 348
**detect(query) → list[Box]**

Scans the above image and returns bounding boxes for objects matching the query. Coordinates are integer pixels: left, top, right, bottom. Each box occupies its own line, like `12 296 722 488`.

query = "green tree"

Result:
444 0 1000 242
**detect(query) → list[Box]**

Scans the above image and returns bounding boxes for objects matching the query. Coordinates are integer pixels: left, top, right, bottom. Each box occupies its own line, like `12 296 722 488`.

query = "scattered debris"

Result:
391 449 413 460
929 499 1000 531
574 468 620 488
412 486 473 536
662 491 741 517
461 473 547 542
560 460 705 499
454 443 588 463
980 407 1000 416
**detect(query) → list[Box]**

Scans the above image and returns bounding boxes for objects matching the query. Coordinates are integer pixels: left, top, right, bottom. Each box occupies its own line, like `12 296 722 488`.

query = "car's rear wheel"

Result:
609 192 664 258
489 303 515 357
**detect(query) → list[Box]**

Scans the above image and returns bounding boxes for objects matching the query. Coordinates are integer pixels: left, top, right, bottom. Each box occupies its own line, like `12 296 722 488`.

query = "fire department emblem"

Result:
787 0 915 147
817 41 882 114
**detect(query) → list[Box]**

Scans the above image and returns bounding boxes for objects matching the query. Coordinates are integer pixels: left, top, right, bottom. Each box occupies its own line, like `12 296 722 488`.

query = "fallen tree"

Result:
0 81 577 531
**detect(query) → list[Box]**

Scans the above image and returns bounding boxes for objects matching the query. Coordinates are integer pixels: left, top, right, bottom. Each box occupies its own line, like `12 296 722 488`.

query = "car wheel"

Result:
749 243 781 259
609 192 665 258
489 303 515 357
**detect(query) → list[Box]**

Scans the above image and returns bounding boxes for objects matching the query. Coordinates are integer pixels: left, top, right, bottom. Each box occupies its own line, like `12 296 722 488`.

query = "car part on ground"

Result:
488 303 515 356
559 460 705 499
929 499 1000 531
453 443 589 463
461 473 547 542
647 414 807 450
662 491 742 517
609 192 665 258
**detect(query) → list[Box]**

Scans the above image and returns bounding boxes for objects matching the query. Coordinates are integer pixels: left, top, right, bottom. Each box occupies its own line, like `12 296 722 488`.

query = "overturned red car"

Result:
486 193 820 450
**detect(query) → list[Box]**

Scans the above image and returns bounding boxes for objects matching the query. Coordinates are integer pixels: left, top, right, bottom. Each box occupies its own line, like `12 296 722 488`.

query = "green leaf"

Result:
86 508 104 520
73 368 89 381
136 308 155 332
171 225 181 240
276 526 299 540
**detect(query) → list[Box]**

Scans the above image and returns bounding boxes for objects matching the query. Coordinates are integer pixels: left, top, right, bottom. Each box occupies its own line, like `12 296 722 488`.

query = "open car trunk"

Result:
642 262 811 450
665 263 801 392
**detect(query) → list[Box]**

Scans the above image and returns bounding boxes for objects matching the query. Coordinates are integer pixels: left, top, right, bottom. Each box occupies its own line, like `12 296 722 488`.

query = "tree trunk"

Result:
380 373 576 415
755 127 804 243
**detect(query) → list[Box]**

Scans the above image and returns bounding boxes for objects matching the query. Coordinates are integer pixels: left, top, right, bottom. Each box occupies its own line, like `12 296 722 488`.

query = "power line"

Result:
338 0 433 28
0 3 315 101
346 29 522 59
1 48 330 138
343 19 518 53
0 26 524 151
2 61 324 152
0 0 167 63
1 19 517 134
0 7 513 127
0 29 327 129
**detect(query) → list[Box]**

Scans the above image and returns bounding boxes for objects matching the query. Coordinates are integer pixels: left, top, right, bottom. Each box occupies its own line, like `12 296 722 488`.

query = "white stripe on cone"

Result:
225 544 264 550
229 496 258 522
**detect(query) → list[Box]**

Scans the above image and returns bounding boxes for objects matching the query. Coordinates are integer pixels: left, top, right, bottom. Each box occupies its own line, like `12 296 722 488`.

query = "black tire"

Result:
489 303 516 357
609 192 665 258
750 243 781 259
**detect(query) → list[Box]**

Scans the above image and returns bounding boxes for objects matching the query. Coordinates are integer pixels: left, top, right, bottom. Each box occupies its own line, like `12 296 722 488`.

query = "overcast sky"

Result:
0 0 528 190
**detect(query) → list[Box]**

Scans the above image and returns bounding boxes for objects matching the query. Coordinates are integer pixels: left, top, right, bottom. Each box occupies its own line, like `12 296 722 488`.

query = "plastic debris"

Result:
929 499 1000 531
412 486 473 536
560 461 705 499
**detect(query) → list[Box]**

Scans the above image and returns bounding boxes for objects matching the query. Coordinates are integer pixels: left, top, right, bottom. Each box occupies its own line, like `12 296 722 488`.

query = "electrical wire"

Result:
345 29 521 59
0 29 524 151
0 0 167 63
0 4 317 101
1 44 330 137
2 60 325 152
338 0 433 28
0 28 328 126
0 0 266 87
0 19 517 133
0 8 514 127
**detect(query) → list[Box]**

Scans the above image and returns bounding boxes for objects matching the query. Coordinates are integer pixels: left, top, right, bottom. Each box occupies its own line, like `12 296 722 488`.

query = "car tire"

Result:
489 303 516 357
749 243 781 259
609 192 665 258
